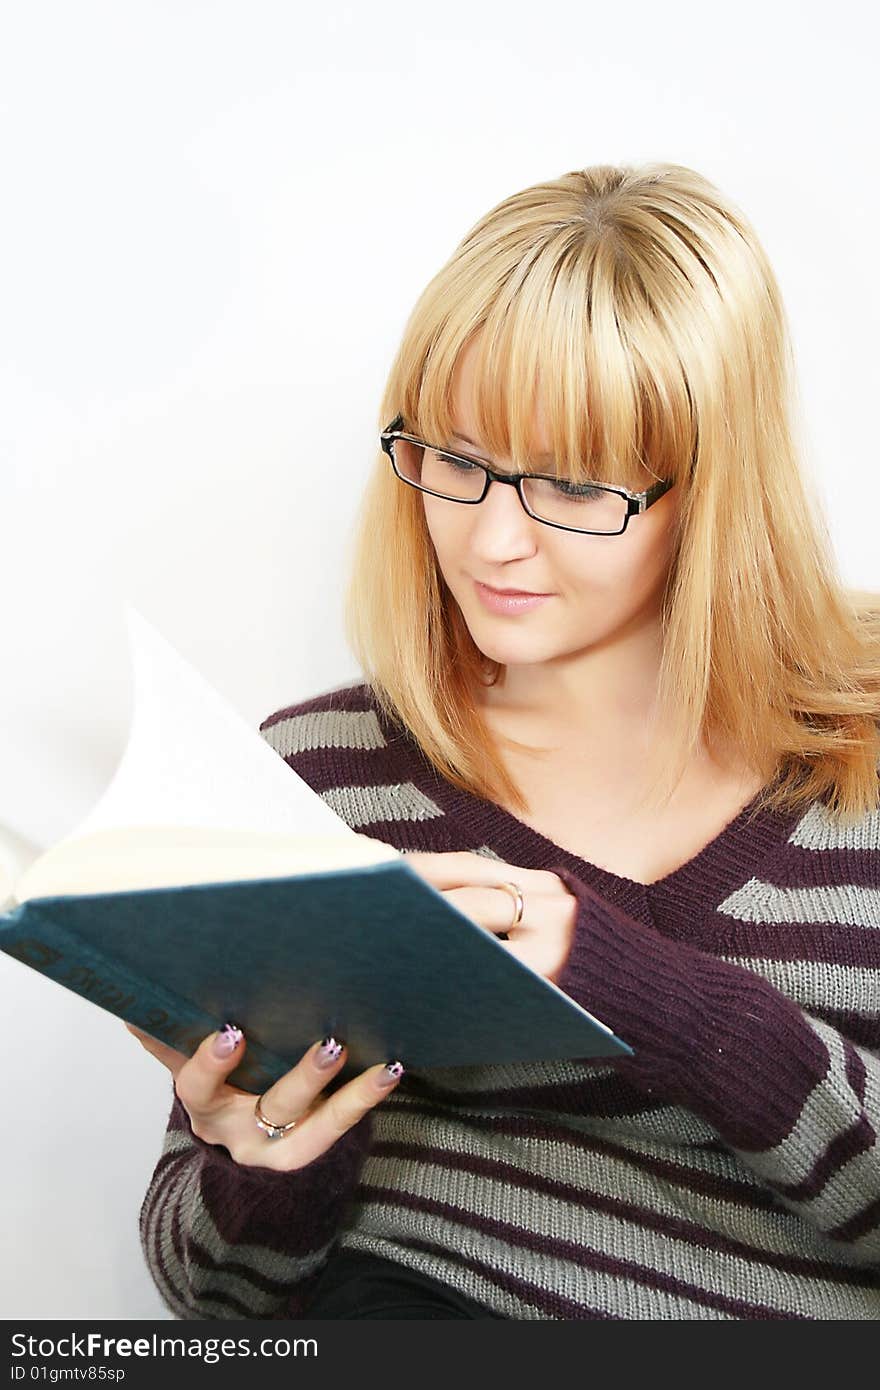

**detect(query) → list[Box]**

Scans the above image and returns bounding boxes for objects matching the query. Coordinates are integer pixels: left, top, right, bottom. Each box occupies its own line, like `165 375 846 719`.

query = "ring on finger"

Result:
496 880 525 930
254 1093 300 1140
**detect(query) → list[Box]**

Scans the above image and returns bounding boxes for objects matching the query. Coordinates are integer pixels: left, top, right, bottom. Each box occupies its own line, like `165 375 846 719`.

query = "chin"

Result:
468 629 558 667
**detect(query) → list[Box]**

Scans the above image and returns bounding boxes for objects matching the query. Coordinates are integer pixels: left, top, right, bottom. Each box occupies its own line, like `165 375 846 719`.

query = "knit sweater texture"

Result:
138 681 880 1320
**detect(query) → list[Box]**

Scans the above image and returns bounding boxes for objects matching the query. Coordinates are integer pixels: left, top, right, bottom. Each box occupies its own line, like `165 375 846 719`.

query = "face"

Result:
420 339 682 687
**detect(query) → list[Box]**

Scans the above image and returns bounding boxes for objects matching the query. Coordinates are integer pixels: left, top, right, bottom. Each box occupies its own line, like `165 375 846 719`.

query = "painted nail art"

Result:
315 1036 345 1068
377 1060 405 1087
212 1022 244 1057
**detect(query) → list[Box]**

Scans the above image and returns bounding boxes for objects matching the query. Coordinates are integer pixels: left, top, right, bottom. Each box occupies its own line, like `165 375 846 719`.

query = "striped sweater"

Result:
139 681 880 1320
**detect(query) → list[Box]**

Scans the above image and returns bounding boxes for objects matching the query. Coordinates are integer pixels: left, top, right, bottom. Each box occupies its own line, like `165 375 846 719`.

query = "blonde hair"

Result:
343 162 880 826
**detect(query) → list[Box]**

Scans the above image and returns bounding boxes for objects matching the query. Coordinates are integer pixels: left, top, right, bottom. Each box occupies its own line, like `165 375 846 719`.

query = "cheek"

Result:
564 521 674 603
422 497 461 560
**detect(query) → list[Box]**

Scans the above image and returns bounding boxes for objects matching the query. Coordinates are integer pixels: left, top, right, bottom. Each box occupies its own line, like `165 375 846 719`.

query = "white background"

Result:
1 0 876 1319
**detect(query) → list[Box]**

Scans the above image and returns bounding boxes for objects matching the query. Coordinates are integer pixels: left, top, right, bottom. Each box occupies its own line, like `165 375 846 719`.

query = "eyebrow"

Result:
449 430 555 463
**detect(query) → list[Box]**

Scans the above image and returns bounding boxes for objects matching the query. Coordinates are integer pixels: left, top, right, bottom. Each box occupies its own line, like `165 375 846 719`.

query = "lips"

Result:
472 580 554 614
477 582 551 597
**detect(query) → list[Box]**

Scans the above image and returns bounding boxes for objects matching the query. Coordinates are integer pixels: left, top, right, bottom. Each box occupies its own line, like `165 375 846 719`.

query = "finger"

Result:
204 1040 395 1168
257 1034 349 1119
124 1021 190 1074
282 1058 406 1168
442 883 531 936
173 1024 251 1115
404 851 564 895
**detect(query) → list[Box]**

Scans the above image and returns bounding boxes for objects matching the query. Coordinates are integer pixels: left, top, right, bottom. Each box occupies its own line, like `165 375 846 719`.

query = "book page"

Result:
55 604 389 850
15 825 399 901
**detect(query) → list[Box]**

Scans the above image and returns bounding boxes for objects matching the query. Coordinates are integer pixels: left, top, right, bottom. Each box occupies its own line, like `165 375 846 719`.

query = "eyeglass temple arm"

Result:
637 476 675 510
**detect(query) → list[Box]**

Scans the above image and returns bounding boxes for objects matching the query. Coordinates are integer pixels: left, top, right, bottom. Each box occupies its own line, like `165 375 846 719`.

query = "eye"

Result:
550 480 605 498
436 451 481 473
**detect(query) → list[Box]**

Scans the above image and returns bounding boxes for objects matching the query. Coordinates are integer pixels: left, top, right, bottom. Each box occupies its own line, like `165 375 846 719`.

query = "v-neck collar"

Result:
382 709 805 931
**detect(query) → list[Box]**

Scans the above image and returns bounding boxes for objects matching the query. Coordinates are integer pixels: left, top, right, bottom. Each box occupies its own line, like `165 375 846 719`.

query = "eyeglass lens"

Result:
391 439 627 534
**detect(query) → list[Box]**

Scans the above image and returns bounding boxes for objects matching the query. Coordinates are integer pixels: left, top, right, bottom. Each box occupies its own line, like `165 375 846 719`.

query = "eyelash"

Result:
440 453 602 499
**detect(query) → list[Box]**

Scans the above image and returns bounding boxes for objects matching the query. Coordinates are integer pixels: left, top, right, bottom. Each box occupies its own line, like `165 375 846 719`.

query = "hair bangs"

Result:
407 233 697 493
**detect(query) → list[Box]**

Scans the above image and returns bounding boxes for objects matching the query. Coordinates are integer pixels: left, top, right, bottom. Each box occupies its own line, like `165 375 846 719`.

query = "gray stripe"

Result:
142 1155 210 1319
345 1175 879 1318
535 1101 720 1146
371 1104 841 1263
260 706 387 758
794 1142 880 1252
321 781 445 827
402 1055 617 1096
789 799 880 853
158 1125 195 1160
719 880 880 928
773 1033 880 1254
517 1107 768 1186
395 1083 720 1147
338 1215 740 1320
720 955 879 1010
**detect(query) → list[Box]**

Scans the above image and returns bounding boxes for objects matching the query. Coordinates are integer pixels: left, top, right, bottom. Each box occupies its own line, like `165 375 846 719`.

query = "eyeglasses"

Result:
380 415 675 536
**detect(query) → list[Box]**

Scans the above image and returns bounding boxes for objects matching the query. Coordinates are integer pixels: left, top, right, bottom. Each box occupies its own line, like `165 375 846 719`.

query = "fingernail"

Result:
315 1036 345 1069
212 1022 244 1057
376 1060 405 1088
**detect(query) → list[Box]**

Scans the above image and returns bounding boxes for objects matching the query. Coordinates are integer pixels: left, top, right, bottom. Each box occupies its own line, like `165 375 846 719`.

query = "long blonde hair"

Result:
344 162 880 826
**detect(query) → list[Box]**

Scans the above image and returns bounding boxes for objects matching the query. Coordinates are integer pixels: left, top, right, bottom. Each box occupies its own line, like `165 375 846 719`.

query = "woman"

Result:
130 162 880 1320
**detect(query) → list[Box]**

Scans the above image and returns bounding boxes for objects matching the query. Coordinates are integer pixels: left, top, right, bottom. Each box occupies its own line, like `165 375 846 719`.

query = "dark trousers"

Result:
304 1250 506 1319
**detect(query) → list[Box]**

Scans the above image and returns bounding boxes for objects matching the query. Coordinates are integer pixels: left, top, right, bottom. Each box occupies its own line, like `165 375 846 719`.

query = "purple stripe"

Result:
162 1159 216 1319
166 1092 372 1255
361 1234 619 1319
164 1165 299 1318
198 1151 352 1256
394 1100 780 1211
176 1240 302 1316
358 1184 814 1319
553 869 840 1152
764 844 879 892
276 746 368 794
145 1136 310 1318
845 1042 868 1104
776 1116 876 1203
140 1147 191 1213
152 1160 199 1319
141 1146 193 1242
368 1140 880 1287
685 920 880 967
167 1093 190 1131
404 1066 666 1118
829 1196 880 1244
808 1005 880 1051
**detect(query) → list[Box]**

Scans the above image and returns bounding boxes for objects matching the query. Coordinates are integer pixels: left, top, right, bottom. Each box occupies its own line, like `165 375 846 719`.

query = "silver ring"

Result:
496 880 525 930
254 1093 299 1140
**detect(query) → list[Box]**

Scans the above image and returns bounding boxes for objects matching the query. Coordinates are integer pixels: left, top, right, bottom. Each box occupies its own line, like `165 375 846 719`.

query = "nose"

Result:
468 474 540 557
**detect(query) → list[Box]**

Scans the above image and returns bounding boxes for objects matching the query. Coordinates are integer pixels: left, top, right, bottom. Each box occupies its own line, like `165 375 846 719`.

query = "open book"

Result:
0 606 631 1091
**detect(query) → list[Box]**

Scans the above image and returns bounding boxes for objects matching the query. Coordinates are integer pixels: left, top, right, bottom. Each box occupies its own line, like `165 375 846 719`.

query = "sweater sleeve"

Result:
138 1083 372 1319
551 867 880 1269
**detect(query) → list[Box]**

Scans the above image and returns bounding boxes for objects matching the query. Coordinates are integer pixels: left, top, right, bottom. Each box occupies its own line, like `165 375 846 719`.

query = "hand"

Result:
401 851 578 984
124 1022 403 1171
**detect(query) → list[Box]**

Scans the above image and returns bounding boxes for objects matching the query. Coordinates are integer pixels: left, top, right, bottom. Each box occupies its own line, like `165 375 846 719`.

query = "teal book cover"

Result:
0 606 631 1093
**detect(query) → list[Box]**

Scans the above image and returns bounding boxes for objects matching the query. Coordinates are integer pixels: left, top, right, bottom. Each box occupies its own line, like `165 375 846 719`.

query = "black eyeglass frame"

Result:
380 414 675 536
